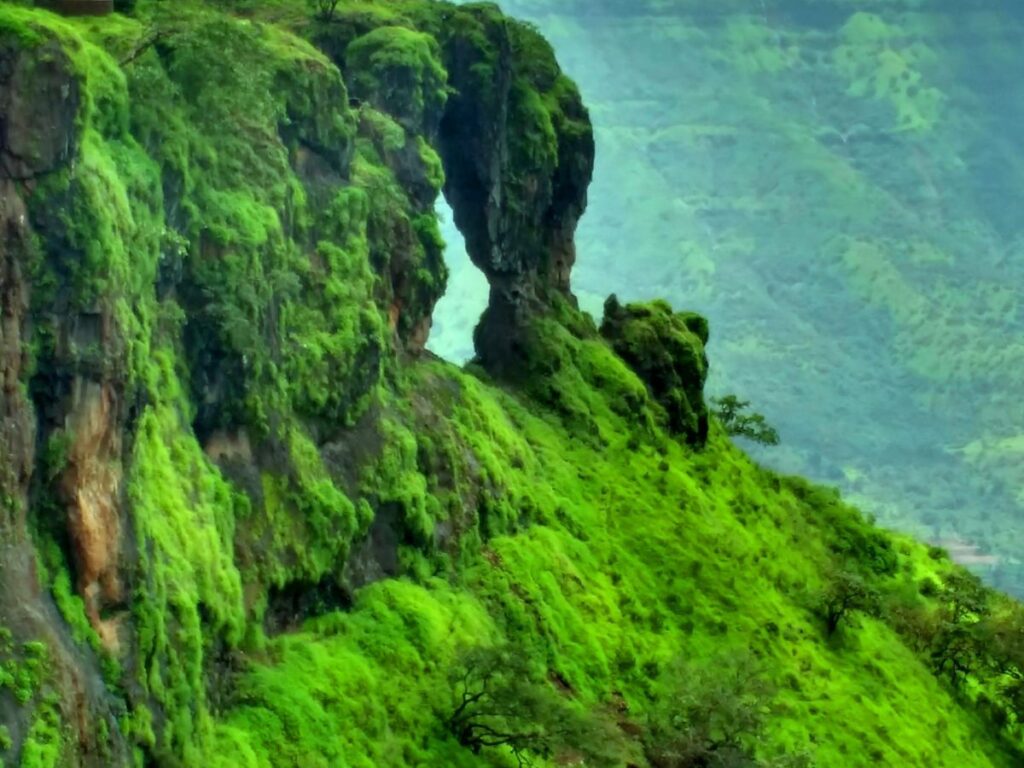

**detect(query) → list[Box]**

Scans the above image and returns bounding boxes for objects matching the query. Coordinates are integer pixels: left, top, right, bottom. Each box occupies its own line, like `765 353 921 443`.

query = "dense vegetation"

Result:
2 1 1024 766
431 0 1024 594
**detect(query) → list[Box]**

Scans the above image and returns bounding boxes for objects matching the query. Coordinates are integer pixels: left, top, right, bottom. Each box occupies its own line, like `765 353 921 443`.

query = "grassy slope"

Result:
209 347 1019 767
430 0 1024 594
1 1 1023 766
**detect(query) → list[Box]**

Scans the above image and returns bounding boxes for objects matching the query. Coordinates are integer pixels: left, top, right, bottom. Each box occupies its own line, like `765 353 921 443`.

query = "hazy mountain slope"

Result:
429 0 1024 592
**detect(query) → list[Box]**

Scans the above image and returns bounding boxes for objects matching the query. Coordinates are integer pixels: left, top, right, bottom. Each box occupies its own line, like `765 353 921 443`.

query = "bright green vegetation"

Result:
206 347 1022 766
431 0 1024 594
712 395 782 447
0 629 65 767
4 0 1024 766
600 296 709 445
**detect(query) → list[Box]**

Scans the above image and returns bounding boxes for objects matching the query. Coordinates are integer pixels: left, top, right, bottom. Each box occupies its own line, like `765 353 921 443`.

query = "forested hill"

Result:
430 0 1024 593
4 1 1024 766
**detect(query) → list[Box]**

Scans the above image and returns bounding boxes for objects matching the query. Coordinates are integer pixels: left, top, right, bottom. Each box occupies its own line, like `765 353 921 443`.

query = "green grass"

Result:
196 347 1024 766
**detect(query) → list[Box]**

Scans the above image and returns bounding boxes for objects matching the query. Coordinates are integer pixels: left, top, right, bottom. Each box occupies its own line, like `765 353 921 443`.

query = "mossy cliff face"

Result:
430 6 595 375
1 2 1024 768
0 27 131 766
0 0 598 762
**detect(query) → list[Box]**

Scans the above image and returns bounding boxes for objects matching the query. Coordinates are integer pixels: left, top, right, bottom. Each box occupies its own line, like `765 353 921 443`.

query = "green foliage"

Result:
645 654 810 767
819 569 881 637
308 0 339 23
201 347 1024 765
126 355 247 761
600 295 709 445
928 571 991 684
248 425 371 589
19 694 65 768
0 632 46 705
346 25 448 133
35 536 105 657
712 395 780 446
0 633 68 766
446 644 624 766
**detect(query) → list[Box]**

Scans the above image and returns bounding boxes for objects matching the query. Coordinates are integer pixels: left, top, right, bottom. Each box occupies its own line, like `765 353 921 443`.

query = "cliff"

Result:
1 1 1023 767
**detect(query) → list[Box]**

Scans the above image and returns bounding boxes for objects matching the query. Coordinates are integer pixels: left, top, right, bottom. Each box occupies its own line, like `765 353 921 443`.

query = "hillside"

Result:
2 1 1024 766
430 0 1024 595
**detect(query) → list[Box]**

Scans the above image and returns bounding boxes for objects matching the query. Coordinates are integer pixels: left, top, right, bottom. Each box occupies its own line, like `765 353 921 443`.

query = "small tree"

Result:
644 654 812 767
308 0 340 22
711 395 779 446
820 570 880 636
929 571 989 684
446 645 622 767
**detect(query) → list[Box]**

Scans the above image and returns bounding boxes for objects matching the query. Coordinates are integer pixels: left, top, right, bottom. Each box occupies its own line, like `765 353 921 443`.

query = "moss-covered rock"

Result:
433 4 595 374
600 295 710 445
4 2 1024 768
0 33 80 180
346 25 448 138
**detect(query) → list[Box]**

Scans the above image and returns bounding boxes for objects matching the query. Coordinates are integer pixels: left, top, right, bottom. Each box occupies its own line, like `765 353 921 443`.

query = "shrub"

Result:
445 644 623 766
711 395 780 446
819 570 880 636
308 0 340 23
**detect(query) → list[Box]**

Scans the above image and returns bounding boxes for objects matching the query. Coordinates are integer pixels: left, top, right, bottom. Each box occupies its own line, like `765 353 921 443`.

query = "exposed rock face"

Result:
0 180 32 532
305 24 451 356
0 38 80 180
600 296 710 446
0 33 130 764
434 6 595 374
315 8 595 369
57 378 124 649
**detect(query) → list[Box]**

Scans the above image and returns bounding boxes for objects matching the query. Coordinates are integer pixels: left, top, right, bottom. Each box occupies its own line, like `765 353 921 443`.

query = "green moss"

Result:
600 296 710 445
361 416 434 545
416 136 445 192
346 25 448 133
35 537 104 654
197 341 1024 765
0 635 70 766
249 426 370 587
126 351 246 761
210 580 497 768
281 209 386 426
19 694 65 768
